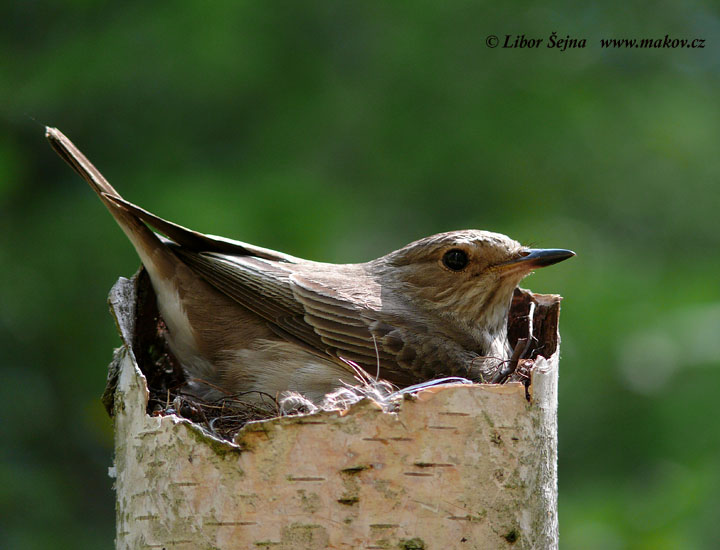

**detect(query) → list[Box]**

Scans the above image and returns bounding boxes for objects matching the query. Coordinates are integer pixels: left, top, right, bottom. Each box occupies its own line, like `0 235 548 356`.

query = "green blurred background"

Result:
2 2 719 548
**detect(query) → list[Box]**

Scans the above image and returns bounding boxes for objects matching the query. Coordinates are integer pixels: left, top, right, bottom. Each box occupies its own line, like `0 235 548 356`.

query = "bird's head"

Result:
376 230 574 335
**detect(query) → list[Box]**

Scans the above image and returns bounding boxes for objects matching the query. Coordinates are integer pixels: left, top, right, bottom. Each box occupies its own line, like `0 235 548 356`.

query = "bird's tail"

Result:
46 127 299 264
46 126 179 281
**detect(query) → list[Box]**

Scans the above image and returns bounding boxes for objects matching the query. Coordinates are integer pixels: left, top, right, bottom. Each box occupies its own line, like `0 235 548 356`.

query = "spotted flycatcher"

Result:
47 128 574 403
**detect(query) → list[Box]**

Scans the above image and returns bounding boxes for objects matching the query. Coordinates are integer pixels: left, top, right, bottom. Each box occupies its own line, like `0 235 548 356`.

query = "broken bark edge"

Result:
108 274 560 549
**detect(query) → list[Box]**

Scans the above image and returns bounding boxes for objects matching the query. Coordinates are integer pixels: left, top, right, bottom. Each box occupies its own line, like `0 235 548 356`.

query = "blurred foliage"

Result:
2 1 719 548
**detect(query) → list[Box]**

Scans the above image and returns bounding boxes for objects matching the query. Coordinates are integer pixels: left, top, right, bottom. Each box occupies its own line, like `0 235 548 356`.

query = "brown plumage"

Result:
47 127 574 403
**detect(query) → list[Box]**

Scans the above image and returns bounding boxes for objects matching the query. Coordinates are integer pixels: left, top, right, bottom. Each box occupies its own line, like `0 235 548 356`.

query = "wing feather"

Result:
171 247 416 383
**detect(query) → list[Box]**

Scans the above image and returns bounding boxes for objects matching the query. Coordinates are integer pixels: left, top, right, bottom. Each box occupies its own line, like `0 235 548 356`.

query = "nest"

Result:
103 268 561 442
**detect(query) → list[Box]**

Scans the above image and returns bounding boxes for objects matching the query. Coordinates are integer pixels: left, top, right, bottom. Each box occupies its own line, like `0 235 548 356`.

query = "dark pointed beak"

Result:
500 248 576 269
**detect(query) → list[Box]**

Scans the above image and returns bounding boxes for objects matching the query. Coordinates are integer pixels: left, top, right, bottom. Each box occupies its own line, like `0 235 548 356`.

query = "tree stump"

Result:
107 273 562 550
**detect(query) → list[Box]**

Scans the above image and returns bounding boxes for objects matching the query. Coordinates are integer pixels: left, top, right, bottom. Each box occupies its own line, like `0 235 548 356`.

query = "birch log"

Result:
108 274 561 550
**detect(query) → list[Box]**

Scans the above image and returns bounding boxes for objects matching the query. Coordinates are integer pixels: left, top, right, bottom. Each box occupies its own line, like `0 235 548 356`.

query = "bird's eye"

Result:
442 248 469 271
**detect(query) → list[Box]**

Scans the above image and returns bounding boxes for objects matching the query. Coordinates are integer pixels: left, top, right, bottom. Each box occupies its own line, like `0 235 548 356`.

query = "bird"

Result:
47 127 574 404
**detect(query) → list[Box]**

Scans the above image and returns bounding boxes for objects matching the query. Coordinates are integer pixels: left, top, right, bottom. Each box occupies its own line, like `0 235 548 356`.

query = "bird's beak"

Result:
498 248 576 270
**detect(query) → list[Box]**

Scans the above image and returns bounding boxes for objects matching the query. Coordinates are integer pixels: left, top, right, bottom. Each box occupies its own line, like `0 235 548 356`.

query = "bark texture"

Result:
109 276 560 550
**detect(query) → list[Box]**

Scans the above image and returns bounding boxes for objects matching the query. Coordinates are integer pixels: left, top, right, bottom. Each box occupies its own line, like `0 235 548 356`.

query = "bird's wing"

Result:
171 249 416 384
106 194 416 383
171 249 320 343
288 273 472 385
288 274 402 375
